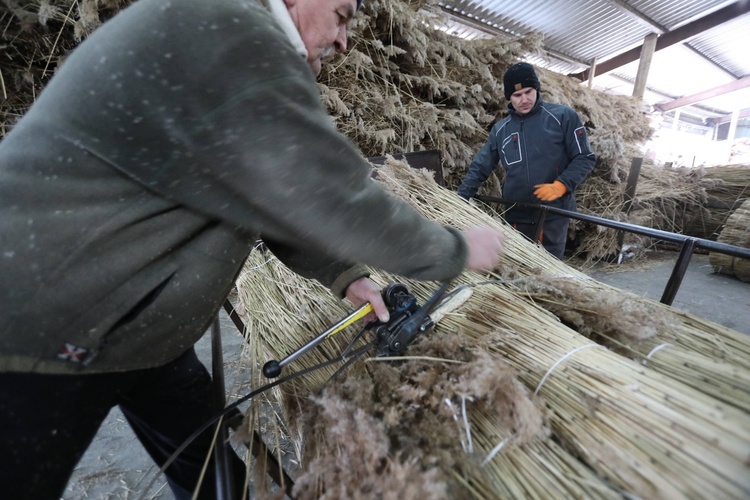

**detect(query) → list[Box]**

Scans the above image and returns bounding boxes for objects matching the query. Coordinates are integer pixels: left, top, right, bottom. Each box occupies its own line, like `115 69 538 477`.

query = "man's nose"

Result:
334 26 347 53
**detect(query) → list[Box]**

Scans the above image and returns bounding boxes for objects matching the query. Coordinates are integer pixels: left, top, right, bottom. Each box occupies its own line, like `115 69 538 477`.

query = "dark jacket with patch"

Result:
0 0 467 374
457 96 596 223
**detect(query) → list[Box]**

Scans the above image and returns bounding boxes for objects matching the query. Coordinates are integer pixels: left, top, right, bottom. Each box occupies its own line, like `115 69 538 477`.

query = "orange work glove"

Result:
533 180 567 201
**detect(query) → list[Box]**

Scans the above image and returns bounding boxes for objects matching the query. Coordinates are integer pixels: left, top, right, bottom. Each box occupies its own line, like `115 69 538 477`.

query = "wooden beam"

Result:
571 1 750 80
632 33 658 99
587 57 598 89
708 108 750 125
602 0 666 33
655 76 750 112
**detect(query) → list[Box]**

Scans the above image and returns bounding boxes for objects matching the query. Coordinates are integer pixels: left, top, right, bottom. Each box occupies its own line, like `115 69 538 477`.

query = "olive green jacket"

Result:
0 0 466 374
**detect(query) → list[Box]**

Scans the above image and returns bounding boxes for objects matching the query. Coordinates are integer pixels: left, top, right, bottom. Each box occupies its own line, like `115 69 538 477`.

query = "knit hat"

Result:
503 62 541 100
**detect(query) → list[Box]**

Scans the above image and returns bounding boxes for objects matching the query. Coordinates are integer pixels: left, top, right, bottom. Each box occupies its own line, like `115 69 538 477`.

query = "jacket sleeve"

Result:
262 237 369 298
557 107 596 192
456 132 500 199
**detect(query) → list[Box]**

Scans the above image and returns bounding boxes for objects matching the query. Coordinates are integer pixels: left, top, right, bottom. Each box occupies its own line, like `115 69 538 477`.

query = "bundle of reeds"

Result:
372 159 750 402
234 157 750 498
681 164 750 240
236 251 625 498
710 199 750 282
510 274 750 411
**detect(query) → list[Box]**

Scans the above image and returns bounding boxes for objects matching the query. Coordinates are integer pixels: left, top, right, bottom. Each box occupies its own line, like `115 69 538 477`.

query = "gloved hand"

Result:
533 180 567 201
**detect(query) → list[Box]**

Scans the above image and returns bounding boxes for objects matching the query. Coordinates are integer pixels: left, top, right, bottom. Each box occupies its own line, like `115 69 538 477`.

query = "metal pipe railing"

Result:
475 195 750 305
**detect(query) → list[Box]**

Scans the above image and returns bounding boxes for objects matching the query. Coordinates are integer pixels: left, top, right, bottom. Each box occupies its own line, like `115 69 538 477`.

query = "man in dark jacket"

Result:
457 62 596 258
0 0 505 498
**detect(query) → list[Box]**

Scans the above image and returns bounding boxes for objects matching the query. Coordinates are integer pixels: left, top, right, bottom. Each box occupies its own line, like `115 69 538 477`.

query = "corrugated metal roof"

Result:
434 0 750 120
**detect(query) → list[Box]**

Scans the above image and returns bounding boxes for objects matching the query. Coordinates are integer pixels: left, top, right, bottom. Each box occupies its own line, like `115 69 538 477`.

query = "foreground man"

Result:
458 62 595 258
0 0 504 498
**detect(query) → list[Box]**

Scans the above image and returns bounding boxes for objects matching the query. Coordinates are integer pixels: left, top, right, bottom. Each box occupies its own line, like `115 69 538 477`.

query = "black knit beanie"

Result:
503 62 541 100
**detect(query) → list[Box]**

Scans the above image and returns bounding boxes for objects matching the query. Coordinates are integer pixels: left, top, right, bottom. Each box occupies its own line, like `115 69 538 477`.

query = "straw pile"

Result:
0 0 133 136
710 199 750 282
234 157 750 498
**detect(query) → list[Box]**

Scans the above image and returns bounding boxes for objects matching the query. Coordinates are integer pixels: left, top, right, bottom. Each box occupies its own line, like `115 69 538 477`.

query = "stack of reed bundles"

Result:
709 199 750 282
234 158 750 498
681 164 750 240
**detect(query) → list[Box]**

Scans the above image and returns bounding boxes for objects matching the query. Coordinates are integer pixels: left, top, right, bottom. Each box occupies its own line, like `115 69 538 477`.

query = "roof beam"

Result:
655 76 750 112
708 108 750 125
606 73 735 116
602 0 667 33
597 0 737 78
571 0 750 80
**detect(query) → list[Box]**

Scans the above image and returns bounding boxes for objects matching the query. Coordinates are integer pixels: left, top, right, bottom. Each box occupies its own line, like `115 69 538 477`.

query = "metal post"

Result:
222 300 297 495
623 157 643 214
533 207 548 243
660 238 696 305
727 108 740 161
633 33 658 99
587 57 598 89
617 157 643 257
211 317 236 500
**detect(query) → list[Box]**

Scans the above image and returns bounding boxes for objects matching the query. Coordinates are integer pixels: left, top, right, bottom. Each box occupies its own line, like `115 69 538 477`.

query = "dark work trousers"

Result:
0 347 247 500
513 218 570 259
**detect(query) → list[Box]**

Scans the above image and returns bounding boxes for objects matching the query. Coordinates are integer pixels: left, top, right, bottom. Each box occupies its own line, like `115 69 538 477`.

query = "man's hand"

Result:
533 180 567 201
344 277 389 323
462 226 505 272
344 226 506 320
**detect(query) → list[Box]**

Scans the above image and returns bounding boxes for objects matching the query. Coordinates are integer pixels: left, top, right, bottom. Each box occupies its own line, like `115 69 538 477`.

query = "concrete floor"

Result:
63 250 750 499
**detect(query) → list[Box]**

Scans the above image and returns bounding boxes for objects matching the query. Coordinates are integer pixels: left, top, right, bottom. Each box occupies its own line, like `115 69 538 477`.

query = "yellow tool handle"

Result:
326 303 374 338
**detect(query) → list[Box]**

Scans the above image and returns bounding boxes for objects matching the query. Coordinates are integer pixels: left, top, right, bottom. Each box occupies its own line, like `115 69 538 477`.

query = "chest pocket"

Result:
501 132 522 166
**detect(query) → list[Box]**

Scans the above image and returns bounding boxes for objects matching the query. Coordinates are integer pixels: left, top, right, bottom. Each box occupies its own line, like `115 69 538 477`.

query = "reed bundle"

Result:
436 284 750 499
710 199 750 282
373 159 750 379
508 274 750 411
703 164 750 209
679 164 750 240
235 158 750 497
236 249 625 499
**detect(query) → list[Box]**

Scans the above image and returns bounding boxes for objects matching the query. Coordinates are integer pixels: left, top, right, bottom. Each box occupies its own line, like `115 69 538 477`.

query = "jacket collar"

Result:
264 0 308 61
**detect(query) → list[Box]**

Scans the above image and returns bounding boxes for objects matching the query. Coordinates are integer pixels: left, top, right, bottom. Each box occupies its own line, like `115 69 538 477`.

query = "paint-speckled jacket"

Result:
0 0 467 374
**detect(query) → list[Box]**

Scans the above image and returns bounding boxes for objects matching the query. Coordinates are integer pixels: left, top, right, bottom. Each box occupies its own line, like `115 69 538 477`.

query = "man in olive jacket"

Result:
0 0 504 498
